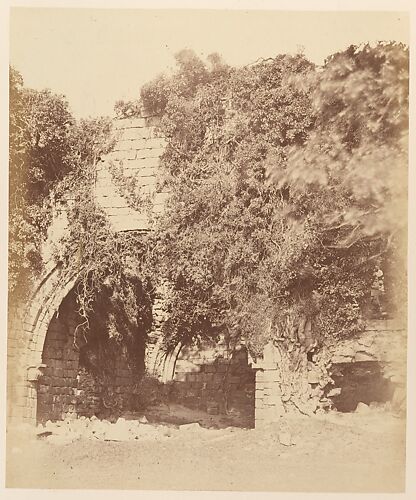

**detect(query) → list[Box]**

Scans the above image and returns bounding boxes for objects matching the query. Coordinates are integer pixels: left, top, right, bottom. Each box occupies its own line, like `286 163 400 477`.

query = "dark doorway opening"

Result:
329 361 395 412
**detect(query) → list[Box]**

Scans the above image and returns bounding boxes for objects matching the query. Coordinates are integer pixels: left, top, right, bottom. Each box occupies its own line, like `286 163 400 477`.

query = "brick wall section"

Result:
330 319 407 386
170 340 255 423
36 291 143 423
95 115 168 231
7 265 78 425
75 362 138 419
7 305 35 424
36 306 79 423
254 367 285 426
145 283 173 379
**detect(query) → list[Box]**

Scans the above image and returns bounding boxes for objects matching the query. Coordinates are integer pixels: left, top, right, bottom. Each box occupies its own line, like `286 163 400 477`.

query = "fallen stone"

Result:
354 351 376 362
48 425 69 436
46 432 80 446
369 401 384 410
327 387 342 397
307 370 321 384
139 416 148 424
331 354 354 364
135 425 158 437
179 422 201 432
355 402 370 413
278 430 292 446
44 420 55 430
36 430 53 439
88 420 110 440
105 424 132 442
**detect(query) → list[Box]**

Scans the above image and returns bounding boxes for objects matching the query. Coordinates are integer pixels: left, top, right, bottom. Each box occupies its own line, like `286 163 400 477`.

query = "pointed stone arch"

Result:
7 263 78 425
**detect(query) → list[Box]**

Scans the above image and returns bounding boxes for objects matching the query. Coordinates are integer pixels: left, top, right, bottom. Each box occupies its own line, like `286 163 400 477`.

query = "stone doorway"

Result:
36 286 149 424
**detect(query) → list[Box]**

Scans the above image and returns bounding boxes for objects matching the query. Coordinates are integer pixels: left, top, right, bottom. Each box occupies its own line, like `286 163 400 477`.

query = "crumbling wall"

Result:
253 319 407 426
94 115 168 231
7 113 168 426
36 289 146 423
167 340 255 422
328 319 406 413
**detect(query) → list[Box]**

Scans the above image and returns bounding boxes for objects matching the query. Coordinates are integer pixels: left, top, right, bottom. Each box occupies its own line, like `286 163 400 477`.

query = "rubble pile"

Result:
35 416 180 444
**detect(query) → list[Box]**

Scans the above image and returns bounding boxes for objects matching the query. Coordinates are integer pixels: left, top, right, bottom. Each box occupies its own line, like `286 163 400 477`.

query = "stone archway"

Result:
7 113 168 426
7 263 78 425
8 264 78 423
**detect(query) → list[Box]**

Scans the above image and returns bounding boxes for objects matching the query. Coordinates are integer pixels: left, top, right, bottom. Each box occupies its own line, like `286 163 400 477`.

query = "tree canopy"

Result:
138 43 408 357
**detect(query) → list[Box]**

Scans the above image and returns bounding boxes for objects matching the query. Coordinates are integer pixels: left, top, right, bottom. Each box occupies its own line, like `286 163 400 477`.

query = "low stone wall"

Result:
168 341 255 422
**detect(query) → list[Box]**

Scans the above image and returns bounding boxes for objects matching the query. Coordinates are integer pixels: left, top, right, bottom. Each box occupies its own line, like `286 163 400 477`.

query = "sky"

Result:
9 8 409 119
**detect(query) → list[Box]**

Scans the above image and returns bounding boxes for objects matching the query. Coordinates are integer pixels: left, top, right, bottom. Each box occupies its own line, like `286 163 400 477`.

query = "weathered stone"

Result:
46 432 80 445
355 402 370 413
278 430 292 446
327 387 342 397
307 370 321 384
105 423 132 442
354 351 376 362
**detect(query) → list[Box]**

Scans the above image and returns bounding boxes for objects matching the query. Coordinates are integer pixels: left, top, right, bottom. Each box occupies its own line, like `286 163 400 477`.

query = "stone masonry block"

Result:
114 117 146 129
109 150 137 161
120 127 154 141
136 147 165 160
123 157 160 170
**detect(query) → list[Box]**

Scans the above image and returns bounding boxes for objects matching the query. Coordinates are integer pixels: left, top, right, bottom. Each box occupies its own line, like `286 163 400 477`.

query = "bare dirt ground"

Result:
6 405 406 492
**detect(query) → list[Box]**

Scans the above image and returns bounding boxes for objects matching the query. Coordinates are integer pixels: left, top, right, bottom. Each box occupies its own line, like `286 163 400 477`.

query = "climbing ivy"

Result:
9 67 154 361
137 45 407 412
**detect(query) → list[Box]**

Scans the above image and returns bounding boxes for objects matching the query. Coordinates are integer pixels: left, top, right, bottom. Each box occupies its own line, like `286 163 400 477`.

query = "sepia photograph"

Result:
2 1 414 496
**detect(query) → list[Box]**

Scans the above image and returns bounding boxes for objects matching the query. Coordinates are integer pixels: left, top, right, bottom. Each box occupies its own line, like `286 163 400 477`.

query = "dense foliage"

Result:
137 44 408 360
9 42 408 414
9 67 75 295
9 69 153 368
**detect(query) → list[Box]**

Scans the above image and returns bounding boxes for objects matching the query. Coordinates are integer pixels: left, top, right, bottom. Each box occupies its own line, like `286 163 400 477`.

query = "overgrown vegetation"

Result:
9 67 75 297
9 68 153 371
9 42 408 414
137 45 407 413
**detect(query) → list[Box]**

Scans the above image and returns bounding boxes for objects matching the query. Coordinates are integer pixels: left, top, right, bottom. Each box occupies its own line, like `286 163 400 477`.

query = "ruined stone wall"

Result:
36 299 79 422
75 361 139 420
330 319 407 385
95 115 168 231
36 291 144 423
7 305 36 424
167 340 255 423
253 319 407 426
7 113 168 426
